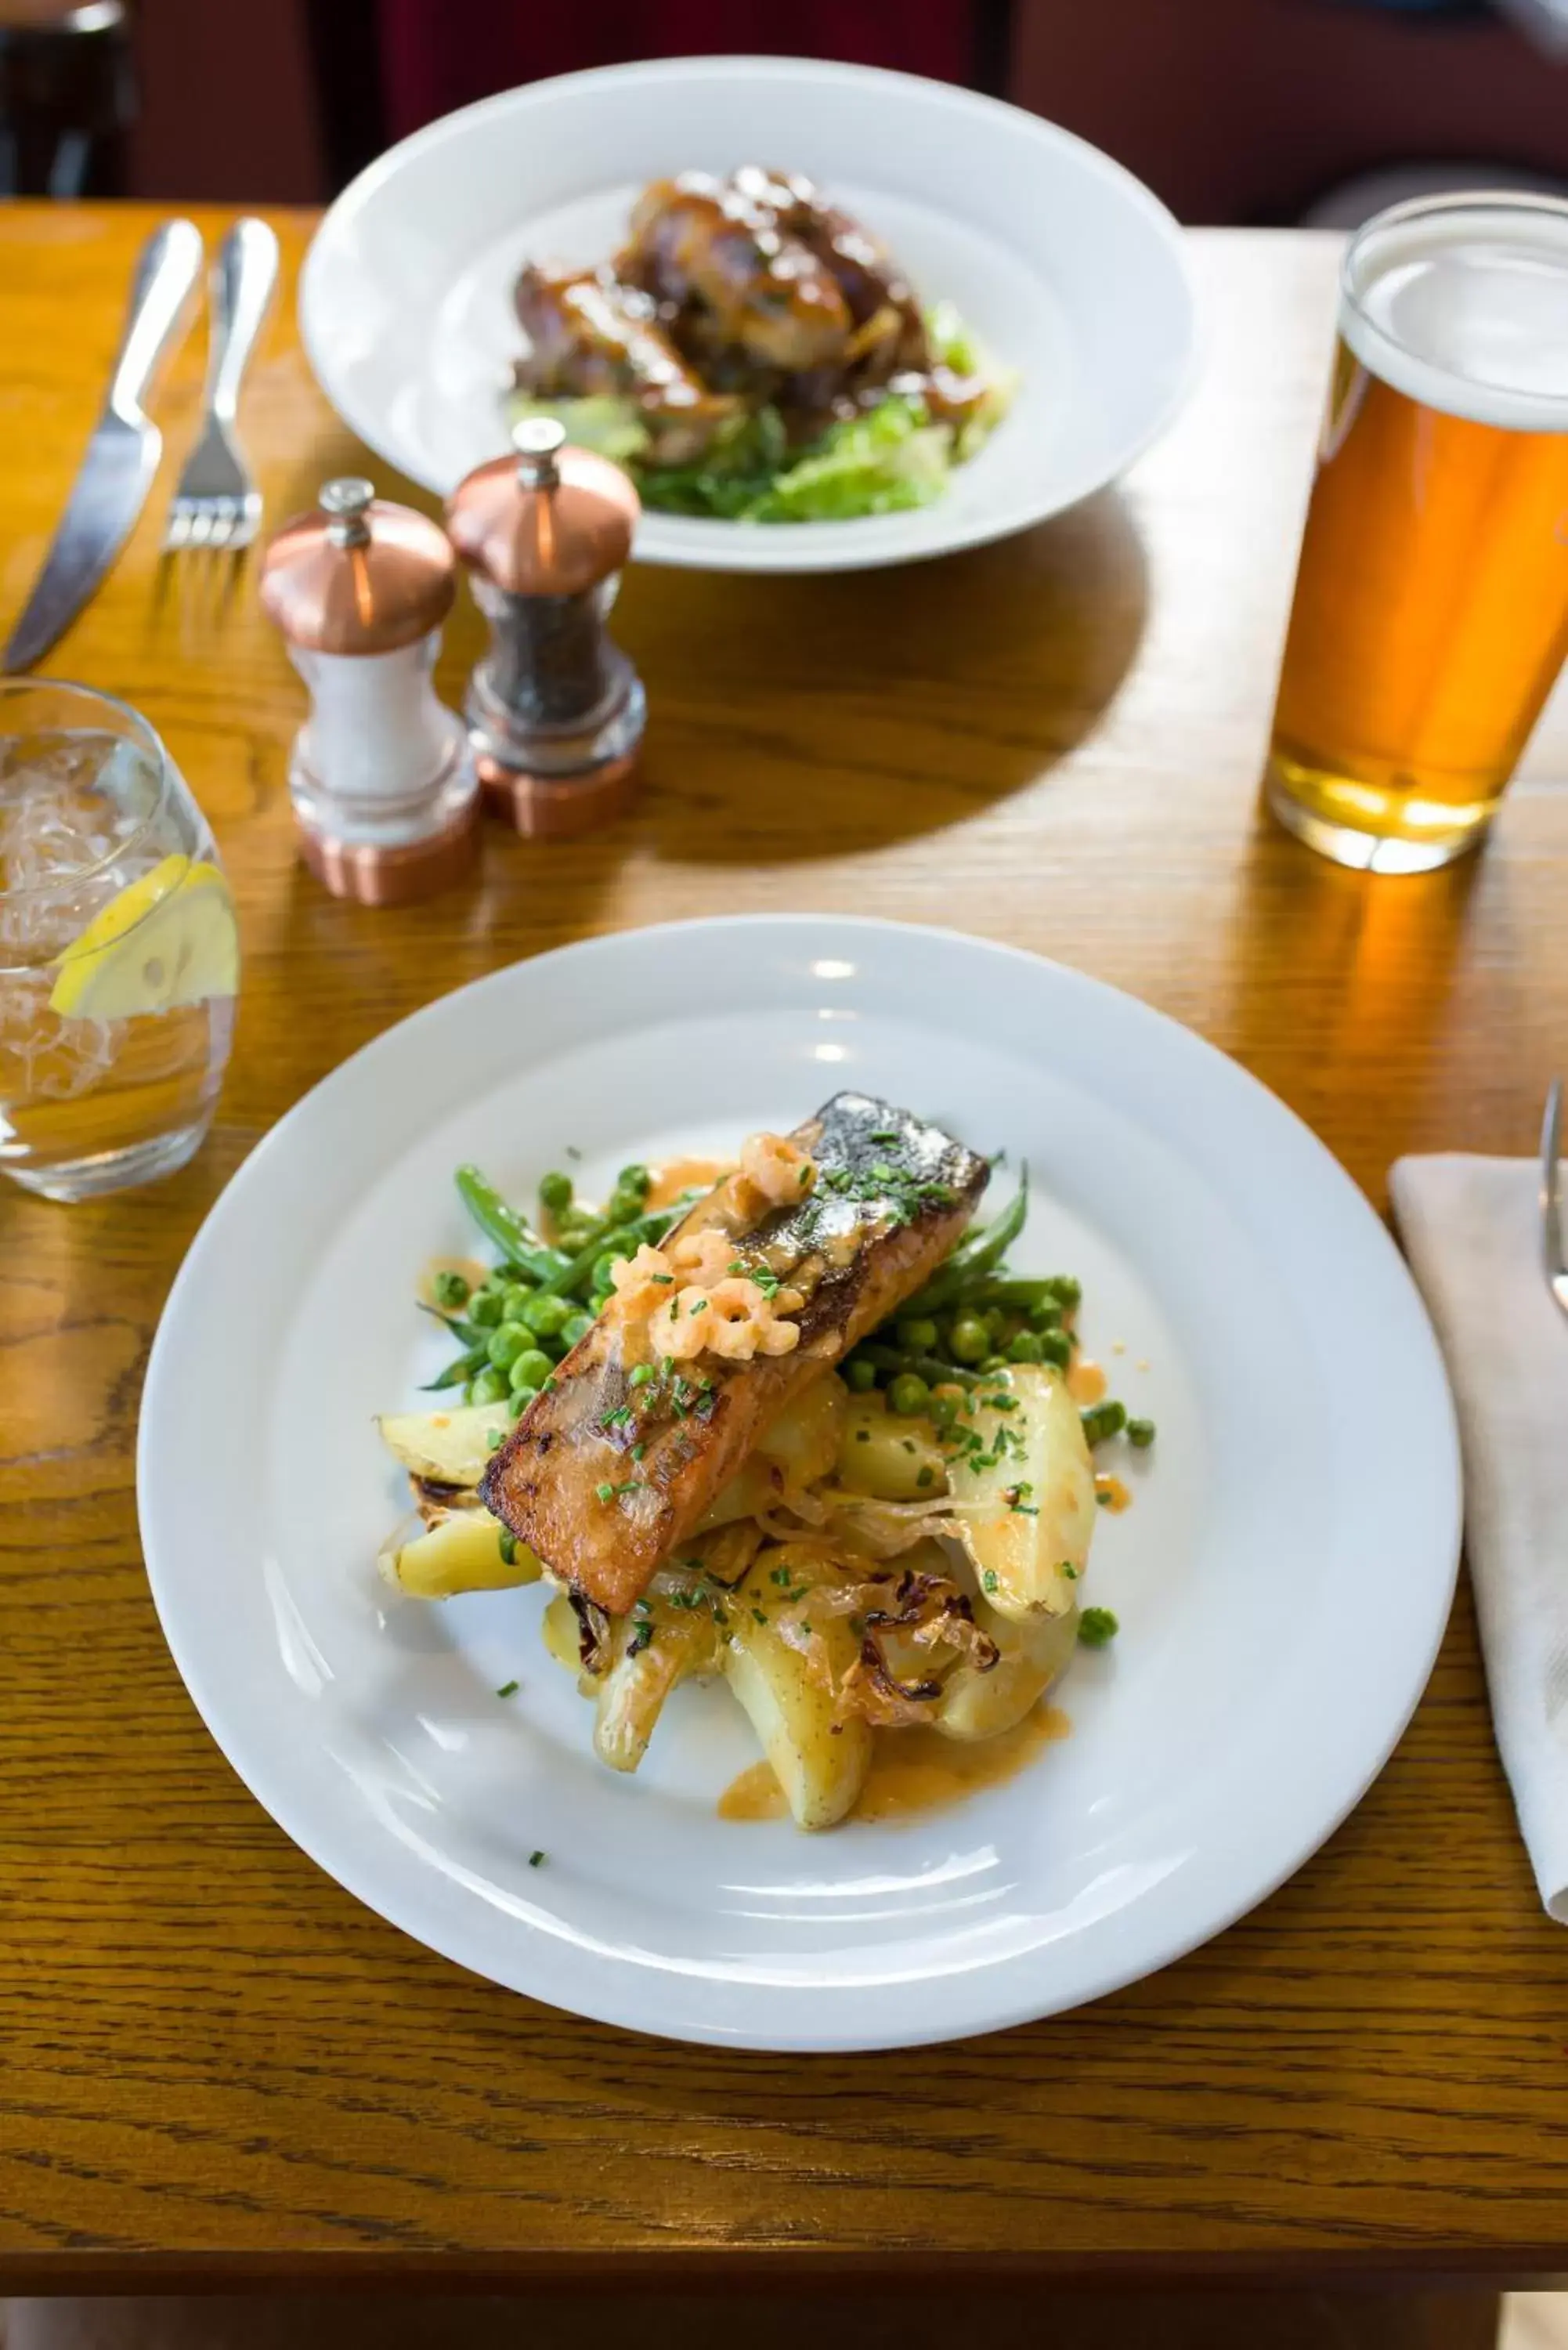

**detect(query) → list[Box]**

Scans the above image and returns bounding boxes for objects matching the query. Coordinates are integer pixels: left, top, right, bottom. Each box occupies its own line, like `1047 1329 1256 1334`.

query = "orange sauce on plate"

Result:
1095 1473 1132 1513
417 1254 489 1307
646 1156 730 1209
718 1705 1071 1825
1068 1356 1107 1405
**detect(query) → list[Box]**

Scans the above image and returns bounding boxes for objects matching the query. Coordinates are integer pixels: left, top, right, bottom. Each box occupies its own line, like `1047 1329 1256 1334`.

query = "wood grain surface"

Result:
2 203 1568 2287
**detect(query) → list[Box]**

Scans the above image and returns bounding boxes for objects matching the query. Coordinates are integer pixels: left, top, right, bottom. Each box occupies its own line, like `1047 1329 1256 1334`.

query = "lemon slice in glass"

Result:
49 852 240 1020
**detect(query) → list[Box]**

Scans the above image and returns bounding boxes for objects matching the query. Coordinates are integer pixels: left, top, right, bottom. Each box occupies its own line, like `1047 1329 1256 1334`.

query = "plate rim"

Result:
298 52 1201 574
137 914 1461 2049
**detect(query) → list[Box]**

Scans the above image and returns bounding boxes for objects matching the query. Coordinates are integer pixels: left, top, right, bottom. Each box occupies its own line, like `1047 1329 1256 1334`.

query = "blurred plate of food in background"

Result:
300 56 1198 573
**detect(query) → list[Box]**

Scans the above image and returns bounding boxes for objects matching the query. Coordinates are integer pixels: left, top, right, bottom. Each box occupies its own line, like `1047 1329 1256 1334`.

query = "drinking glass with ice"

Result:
0 682 238 1201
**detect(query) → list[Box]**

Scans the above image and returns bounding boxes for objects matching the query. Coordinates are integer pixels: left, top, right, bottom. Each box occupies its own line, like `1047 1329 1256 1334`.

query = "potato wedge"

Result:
378 1508 542 1598
756 1371 847 1486
947 1366 1095 1622
377 1401 512 1488
594 1593 725 1774
836 1397 948 1502
936 1595 1080 1741
723 1549 871 1830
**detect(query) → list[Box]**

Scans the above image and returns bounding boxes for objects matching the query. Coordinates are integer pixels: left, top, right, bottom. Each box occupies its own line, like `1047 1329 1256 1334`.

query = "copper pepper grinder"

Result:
446 419 645 837
258 477 479 905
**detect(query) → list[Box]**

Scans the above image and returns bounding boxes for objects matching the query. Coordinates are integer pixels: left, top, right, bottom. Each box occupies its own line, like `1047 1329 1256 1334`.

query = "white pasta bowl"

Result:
300 55 1198 573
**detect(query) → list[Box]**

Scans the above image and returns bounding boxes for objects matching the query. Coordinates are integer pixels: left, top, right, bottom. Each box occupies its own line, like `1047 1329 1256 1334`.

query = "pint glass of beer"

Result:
1266 193 1568 872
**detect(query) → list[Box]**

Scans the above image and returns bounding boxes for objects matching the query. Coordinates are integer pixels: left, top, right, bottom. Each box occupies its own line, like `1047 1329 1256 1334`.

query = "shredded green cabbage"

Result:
504 303 1014 524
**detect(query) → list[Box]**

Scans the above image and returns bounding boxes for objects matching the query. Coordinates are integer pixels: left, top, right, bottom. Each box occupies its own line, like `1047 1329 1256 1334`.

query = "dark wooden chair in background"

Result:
0 0 133 195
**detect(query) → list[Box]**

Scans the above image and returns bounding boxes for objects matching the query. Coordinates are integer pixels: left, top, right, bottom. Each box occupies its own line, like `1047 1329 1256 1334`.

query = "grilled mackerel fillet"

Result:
480 1092 988 1615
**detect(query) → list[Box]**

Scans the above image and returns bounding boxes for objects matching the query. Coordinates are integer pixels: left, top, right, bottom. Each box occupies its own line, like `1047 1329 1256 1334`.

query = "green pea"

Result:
500 1282 536 1320
897 1316 940 1354
469 1366 509 1406
844 1357 877 1394
1028 1297 1064 1332
562 1310 594 1347
468 1287 504 1329
538 1170 573 1215
591 1290 613 1314
1047 1275 1082 1310
617 1163 652 1201
1081 1399 1128 1447
949 1313 989 1365
487 1322 530 1371
928 1390 959 1428
555 1212 598 1249
519 1292 572 1339
1009 1330 1046 1364
509 1384 540 1416
1039 1329 1072 1370
1126 1416 1156 1449
981 1353 1009 1373
887 1372 930 1419
607 1188 644 1226
982 1305 1009 1340
510 1347 554 1392
591 1252 621 1294
431 1268 471 1311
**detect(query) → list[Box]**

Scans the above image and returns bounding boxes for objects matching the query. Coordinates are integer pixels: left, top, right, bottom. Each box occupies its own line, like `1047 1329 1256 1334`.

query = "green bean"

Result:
455 1166 570 1284
910 1167 1031 1312
1126 1416 1156 1448
858 1343 979 1389
591 1253 621 1294
422 1348 486 1392
1081 1399 1127 1447
538 1170 573 1215
887 1371 930 1418
417 1300 486 1348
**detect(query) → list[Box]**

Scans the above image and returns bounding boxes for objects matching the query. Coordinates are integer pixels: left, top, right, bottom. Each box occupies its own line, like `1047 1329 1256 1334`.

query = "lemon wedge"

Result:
49 852 240 1019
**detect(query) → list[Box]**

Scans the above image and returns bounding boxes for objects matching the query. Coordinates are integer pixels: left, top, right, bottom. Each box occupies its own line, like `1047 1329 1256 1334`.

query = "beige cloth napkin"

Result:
1390 1152 1568 1922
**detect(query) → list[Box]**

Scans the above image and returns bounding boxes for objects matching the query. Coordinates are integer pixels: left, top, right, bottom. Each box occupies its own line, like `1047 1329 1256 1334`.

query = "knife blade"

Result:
4 219 204 674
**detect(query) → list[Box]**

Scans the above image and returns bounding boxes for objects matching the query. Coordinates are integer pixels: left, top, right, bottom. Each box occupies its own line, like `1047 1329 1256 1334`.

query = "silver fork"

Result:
164 218 280 553
1540 1078 1568 1321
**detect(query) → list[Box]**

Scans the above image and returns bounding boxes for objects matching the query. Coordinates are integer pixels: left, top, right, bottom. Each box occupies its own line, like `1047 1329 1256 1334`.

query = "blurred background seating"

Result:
9 0 1568 222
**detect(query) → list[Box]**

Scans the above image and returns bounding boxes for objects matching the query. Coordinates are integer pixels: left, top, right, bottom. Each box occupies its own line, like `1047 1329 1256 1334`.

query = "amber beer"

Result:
1266 193 1568 871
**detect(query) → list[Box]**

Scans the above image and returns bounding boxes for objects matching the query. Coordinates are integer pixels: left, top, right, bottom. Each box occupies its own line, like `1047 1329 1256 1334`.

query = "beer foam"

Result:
1342 197 1568 432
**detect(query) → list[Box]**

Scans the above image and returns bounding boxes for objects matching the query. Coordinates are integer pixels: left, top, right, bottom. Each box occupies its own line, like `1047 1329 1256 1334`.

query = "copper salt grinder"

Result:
258 477 480 905
445 418 645 837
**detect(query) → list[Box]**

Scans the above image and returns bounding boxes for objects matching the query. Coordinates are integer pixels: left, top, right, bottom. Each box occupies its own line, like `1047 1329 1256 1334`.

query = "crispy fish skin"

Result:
480 1094 988 1617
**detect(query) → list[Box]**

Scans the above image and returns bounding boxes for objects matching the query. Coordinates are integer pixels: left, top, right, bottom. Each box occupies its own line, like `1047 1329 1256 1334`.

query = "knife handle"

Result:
206 219 280 428
106 219 204 424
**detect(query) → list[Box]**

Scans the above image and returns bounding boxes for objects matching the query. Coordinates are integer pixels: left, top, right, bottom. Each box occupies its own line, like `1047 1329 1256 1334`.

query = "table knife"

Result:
3 219 204 674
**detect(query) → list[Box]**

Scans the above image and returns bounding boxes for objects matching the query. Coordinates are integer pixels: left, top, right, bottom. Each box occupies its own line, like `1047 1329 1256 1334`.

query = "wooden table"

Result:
3 202 1568 2301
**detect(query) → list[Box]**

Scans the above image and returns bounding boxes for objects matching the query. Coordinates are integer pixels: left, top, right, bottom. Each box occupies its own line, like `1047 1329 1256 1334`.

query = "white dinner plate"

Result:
299 56 1198 573
138 918 1460 2051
